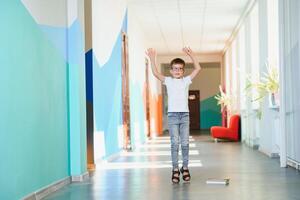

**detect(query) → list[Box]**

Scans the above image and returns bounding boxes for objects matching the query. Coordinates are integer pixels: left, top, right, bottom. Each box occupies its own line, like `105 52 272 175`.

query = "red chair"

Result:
211 115 240 141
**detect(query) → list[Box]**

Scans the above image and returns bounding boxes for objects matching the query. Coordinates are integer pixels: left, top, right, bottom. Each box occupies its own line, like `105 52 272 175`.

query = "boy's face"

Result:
170 63 184 79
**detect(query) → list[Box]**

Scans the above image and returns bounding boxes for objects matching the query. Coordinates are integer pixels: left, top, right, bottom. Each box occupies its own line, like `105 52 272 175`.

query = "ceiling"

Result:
128 0 250 55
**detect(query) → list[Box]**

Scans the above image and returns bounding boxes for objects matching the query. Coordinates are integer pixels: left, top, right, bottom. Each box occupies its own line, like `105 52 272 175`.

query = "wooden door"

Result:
145 58 151 137
122 32 131 150
188 90 200 130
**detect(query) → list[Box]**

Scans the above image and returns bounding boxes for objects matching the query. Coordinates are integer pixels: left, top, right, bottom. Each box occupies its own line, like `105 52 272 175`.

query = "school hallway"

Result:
43 132 300 200
1 0 300 199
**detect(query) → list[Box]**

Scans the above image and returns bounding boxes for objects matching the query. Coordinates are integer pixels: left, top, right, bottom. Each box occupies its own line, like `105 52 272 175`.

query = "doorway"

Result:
121 32 131 150
84 0 95 170
188 90 200 130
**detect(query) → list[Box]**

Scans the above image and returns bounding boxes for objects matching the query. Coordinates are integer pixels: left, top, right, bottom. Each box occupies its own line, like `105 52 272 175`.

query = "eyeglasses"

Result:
172 67 184 72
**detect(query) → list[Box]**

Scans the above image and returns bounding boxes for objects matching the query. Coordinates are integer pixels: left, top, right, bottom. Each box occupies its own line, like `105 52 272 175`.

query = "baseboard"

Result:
252 144 259 150
242 138 259 150
22 177 71 200
71 171 90 182
94 149 127 165
287 158 300 171
270 153 280 158
200 128 210 131
23 171 90 200
104 150 124 162
259 147 279 158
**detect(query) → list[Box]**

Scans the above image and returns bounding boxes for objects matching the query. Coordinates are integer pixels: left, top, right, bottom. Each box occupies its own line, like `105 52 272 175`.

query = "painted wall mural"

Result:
0 0 87 199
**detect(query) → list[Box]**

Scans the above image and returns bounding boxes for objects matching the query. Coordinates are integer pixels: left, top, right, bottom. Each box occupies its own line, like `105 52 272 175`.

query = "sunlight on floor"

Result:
120 150 200 156
137 143 197 148
97 160 203 170
147 138 195 142
96 136 202 170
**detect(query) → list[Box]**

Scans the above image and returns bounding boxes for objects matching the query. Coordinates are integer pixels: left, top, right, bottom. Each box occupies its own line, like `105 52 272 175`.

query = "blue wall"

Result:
93 13 128 158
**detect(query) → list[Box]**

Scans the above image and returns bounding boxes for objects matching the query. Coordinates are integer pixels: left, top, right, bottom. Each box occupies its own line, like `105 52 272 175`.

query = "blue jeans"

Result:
167 112 190 169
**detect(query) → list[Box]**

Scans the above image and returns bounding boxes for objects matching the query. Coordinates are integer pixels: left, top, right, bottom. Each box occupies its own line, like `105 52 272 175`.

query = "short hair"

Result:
170 58 185 69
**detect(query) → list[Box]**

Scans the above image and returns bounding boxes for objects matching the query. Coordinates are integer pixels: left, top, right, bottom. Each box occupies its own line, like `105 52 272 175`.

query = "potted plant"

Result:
245 61 280 115
261 63 279 107
214 85 232 111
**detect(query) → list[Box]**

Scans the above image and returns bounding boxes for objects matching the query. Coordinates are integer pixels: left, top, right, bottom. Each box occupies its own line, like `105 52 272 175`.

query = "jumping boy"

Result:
146 47 201 183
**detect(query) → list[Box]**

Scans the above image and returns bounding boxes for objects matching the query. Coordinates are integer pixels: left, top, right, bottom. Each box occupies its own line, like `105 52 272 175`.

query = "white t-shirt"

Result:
163 76 192 112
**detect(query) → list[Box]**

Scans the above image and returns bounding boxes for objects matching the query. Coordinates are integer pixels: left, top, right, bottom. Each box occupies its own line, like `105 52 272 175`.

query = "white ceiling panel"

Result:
128 0 250 54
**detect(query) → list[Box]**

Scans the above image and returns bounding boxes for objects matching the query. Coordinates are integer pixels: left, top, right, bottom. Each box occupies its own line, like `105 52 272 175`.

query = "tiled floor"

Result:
44 133 300 200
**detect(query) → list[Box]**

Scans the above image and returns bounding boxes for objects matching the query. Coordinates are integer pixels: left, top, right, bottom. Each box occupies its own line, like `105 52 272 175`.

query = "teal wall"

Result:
67 21 87 177
0 1 87 199
200 95 222 129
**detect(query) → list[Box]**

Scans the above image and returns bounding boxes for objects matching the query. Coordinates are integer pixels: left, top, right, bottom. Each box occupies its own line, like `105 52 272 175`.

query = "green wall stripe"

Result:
200 95 222 129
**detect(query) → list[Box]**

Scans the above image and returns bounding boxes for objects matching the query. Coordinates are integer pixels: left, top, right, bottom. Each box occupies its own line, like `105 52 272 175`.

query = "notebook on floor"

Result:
206 178 230 185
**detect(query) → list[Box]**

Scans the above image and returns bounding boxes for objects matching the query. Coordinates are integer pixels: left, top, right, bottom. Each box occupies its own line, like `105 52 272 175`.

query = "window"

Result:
249 3 260 109
267 0 279 66
231 39 238 112
238 25 246 110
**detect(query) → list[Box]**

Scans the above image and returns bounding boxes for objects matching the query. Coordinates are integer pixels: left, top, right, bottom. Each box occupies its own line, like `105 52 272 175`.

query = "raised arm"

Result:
146 48 165 82
183 47 201 80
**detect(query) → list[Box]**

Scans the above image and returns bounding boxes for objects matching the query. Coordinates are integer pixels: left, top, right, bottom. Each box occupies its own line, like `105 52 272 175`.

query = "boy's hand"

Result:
183 47 201 80
182 47 195 59
145 48 165 82
146 48 156 61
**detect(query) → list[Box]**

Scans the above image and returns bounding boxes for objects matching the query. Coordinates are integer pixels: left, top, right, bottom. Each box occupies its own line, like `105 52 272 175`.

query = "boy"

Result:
146 47 201 183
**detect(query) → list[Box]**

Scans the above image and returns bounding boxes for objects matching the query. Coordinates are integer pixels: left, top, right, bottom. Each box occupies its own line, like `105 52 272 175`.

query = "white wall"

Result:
127 5 148 144
92 0 127 67
128 7 148 86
